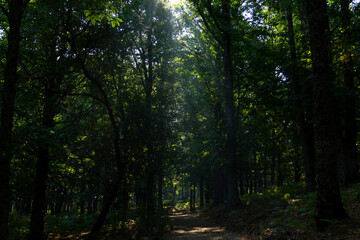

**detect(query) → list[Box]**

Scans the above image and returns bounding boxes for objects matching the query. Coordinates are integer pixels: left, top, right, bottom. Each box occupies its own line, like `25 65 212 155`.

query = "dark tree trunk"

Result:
79 185 85 215
92 199 98 213
270 156 275 186
87 183 94 215
341 0 359 184
0 1 27 238
248 171 253 194
286 6 316 192
189 185 194 212
199 178 204 207
263 167 268 189
222 0 240 208
120 185 129 221
89 174 123 237
146 173 155 215
204 182 210 206
277 155 284 186
304 0 347 229
140 0 156 216
212 170 225 205
193 184 196 209
157 169 163 208
68 32 126 236
54 187 65 215
239 170 244 195
29 51 61 239
29 147 51 240
254 167 259 193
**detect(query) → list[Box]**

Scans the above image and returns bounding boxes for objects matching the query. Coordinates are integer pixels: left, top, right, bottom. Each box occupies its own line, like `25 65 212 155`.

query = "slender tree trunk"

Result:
199 178 204 207
189 185 194 212
286 6 316 192
158 168 163 208
68 33 126 236
87 183 94 215
54 187 65 215
304 0 347 229
341 0 359 184
0 1 27 238
270 156 275 186
193 184 196 209
120 185 129 221
277 154 284 186
90 174 123 237
205 182 210 206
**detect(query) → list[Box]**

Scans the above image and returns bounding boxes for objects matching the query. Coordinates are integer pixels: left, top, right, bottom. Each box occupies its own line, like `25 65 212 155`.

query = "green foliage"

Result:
45 213 97 235
8 213 30 240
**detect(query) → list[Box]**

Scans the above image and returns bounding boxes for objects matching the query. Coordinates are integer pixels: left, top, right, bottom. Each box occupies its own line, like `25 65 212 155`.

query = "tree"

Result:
0 1 29 238
304 0 347 229
284 1 316 192
340 0 359 184
190 0 240 208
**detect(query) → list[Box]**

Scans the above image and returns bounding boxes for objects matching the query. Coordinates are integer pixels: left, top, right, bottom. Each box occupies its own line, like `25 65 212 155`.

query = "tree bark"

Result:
221 0 240 208
286 6 316 192
199 178 204 207
29 44 61 239
212 170 225 205
89 174 123 237
189 185 194 212
0 1 27 238
341 0 359 184
157 168 163 208
304 0 347 229
204 182 210 206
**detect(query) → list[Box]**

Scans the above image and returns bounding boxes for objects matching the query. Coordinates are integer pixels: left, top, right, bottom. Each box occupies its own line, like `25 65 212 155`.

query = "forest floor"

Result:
11 183 360 240
165 182 360 240
164 209 242 239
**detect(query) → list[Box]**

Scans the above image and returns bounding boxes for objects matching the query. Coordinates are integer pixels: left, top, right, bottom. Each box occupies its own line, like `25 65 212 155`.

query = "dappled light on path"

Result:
165 212 248 240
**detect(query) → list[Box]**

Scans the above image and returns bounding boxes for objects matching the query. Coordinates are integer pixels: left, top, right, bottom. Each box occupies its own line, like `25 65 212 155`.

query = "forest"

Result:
1 0 360 239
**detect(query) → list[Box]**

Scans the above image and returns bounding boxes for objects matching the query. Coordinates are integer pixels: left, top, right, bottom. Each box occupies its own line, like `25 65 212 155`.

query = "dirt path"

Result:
164 211 245 240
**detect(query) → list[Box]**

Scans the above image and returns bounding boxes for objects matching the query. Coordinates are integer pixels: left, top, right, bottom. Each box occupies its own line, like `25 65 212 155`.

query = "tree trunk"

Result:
239 170 244 195
304 0 347 229
212 170 225 205
157 169 163 208
277 155 283 186
29 147 51 240
270 156 275 186
286 6 316 192
29 49 60 239
341 0 359 184
193 184 196 209
205 182 210 206
89 174 122 237
0 1 26 238
54 187 65 215
189 185 194 212
221 0 240 208
199 178 204 207
120 185 129 221
68 33 126 236
87 183 94 215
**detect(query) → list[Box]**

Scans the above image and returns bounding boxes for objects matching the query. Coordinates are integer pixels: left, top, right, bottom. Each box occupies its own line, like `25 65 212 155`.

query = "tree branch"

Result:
0 5 9 19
